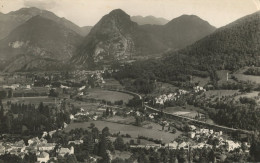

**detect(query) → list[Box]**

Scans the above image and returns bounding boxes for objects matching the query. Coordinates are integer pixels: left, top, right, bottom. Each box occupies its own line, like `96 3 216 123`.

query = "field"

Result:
65 120 182 143
203 90 240 99
112 151 132 160
84 89 133 103
164 105 215 124
234 91 260 101
2 96 56 106
106 116 136 125
233 67 260 84
192 76 211 86
216 70 237 84
102 78 124 90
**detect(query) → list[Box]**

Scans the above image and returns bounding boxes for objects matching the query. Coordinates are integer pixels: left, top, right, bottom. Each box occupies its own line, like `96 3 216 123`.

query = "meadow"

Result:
65 120 181 143
84 89 133 103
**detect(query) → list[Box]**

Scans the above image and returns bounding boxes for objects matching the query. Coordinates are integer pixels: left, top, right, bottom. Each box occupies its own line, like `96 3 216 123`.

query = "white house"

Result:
68 140 83 145
37 152 49 163
226 140 240 152
57 146 74 157
167 141 178 149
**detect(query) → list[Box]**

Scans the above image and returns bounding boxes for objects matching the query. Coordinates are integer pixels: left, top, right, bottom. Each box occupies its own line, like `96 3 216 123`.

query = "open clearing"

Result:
203 90 240 99
84 89 133 103
65 120 181 143
2 96 56 106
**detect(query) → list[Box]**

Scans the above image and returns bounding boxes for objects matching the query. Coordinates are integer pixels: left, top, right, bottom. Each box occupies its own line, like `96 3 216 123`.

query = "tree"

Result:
102 127 110 137
250 137 260 161
114 136 125 150
49 89 58 97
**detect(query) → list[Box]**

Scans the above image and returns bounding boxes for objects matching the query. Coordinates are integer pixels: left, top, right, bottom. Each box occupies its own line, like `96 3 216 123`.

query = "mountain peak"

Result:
108 9 128 16
9 7 43 15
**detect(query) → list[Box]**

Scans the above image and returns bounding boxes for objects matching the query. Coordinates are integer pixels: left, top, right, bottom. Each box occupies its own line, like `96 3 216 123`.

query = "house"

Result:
167 141 178 149
57 146 74 157
28 137 41 145
226 140 240 152
38 143 56 151
42 132 48 138
0 144 5 155
149 114 154 119
79 86 86 91
209 129 214 134
178 142 189 150
189 125 196 131
37 152 49 163
70 114 75 120
68 140 83 145
48 130 56 137
93 115 98 121
145 144 161 149
192 143 205 149
190 132 196 139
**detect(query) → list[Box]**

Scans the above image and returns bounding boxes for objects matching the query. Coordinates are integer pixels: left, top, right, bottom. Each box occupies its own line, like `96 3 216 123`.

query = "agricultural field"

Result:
192 76 211 86
106 116 136 125
151 82 179 95
164 105 202 117
234 91 260 101
102 78 124 90
203 90 240 100
233 67 260 84
84 89 133 103
2 96 56 106
216 70 237 84
65 120 181 143
112 151 132 160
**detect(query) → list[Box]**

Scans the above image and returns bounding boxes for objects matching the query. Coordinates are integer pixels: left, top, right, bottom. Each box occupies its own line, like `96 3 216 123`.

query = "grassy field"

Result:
106 116 135 125
65 120 181 143
84 89 133 103
102 78 124 90
216 70 237 84
112 151 132 160
204 90 240 99
234 91 260 101
192 76 211 86
2 96 56 106
233 67 260 84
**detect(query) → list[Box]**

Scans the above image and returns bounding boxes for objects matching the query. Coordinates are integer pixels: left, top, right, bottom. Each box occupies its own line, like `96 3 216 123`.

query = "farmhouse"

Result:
226 140 241 152
57 146 74 157
167 141 178 149
37 152 50 163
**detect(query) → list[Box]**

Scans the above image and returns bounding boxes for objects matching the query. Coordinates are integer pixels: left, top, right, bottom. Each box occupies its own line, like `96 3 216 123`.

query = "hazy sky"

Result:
0 0 259 27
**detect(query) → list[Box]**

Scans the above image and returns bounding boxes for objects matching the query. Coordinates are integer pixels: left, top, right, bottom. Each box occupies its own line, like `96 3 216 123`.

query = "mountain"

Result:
0 15 83 72
167 11 260 70
131 15 169 25
0 7 85 39
115 11 260 84
141 14 216 50
81 26 93 36
72 9 215 67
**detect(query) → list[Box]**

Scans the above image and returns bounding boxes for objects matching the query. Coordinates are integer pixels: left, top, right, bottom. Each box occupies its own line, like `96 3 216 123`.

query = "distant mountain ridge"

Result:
131 15 169 25
0 15 83 72
117 10 260 84
72 9 216 68
0 7 88 40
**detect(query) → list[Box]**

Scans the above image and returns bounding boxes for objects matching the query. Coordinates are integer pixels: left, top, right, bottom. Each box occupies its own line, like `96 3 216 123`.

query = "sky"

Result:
0 0 259 28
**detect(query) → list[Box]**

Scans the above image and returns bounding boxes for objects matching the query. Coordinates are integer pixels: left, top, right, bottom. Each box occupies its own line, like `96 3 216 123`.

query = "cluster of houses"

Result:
0 129 77 163
188 125 250 152
193 86 206 93
155 87 206 105
155 89 188 105
130 125 250 154
2 84 31 90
